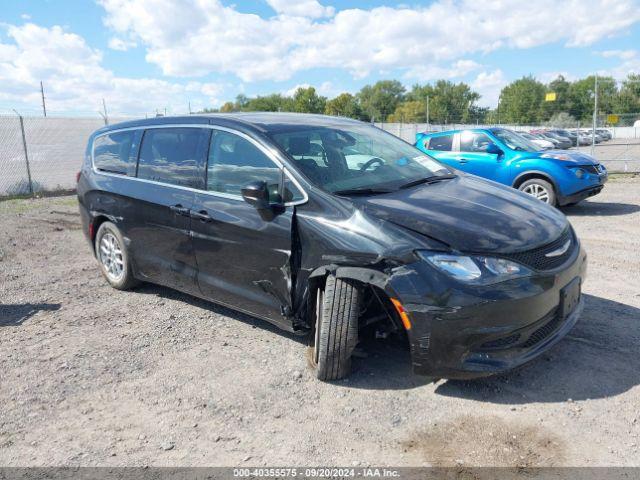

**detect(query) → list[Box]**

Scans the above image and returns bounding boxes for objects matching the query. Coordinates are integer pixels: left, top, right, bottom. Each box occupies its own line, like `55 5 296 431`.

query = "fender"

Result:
511 169 560 194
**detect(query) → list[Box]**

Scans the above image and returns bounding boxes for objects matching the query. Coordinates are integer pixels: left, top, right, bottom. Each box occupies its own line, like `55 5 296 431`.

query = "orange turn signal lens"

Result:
390 297 412 331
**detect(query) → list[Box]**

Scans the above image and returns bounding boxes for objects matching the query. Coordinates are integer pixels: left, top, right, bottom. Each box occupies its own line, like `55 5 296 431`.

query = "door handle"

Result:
170 204 190 216
458 158 469 164
191 210 212 222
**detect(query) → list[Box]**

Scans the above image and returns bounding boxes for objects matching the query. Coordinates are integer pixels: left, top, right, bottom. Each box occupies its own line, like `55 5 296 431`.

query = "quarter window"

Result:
137 128 208 189
207 131 303 202
428 135 453 151
93 131 137 176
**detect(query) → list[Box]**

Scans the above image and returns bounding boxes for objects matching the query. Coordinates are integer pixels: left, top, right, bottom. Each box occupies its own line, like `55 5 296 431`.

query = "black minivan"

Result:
78 113 586 381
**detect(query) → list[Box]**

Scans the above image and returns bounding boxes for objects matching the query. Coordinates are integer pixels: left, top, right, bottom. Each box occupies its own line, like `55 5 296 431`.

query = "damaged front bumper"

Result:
384 245 587 379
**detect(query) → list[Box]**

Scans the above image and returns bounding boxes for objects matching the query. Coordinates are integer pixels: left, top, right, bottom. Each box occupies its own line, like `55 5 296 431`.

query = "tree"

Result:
546 112 578 128
243 94 292 112
357 80 405 122
220 101 236 113
406 81 480 124
324 93 363 119
497 76 546 124
388 101 425 122
541 75 571 121
235 94 249 109
567 75 617 123
291 87 326 114
614 74 640 115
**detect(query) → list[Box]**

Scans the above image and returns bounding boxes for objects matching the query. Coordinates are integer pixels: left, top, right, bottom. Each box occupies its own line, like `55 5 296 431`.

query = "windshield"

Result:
268 123 451 194
490 128 540 152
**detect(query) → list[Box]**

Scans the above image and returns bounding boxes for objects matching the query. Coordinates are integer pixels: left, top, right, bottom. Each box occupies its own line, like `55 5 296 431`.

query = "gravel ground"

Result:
1 177 639 467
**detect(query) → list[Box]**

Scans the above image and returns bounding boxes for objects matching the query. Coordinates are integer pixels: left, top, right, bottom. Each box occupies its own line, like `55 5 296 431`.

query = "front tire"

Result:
95 221 138 290
309 275 360 381
518 178 557 206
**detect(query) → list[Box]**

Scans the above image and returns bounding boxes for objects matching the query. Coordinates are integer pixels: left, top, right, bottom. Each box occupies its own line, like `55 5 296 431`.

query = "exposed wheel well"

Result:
306 272 406 342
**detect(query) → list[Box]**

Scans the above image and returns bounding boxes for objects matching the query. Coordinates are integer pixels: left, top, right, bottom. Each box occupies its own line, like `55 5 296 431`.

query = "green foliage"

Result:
325 93 363 119
291 87 327 114
356 80 406 121
545 112 578 128
201 73 640 126
497 76 546 124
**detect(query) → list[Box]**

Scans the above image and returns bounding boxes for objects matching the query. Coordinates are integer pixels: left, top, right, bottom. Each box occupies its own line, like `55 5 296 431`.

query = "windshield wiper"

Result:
399 173 457 190
333 187 395 196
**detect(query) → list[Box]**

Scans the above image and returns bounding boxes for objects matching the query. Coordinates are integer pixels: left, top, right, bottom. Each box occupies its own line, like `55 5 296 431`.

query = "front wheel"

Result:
518 178 557 206
308 275 360 381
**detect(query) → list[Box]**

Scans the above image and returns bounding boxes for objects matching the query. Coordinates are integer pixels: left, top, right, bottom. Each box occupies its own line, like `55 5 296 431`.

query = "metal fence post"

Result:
14 111 34 196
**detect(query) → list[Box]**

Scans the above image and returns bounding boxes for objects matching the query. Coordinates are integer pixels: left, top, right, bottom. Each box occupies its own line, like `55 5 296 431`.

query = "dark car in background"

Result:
542 131 573 149
78 113 586 381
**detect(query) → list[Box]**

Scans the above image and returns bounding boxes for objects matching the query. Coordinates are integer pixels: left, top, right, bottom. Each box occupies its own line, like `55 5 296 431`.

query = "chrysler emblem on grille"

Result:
545 239 571 257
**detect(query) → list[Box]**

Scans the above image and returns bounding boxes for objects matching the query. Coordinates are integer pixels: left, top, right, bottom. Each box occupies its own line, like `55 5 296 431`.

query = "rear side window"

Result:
428 135 453 151
207 131 303 202
93 131 136 176
137 128 209 189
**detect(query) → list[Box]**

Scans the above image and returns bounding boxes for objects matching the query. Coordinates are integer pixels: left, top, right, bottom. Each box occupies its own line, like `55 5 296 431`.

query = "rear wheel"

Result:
518 178 557 206
308 275 360 381
95 221 138 290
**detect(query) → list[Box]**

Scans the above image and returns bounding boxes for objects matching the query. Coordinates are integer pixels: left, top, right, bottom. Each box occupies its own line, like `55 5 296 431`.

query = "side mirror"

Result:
486 143 503 156
241 181 271 209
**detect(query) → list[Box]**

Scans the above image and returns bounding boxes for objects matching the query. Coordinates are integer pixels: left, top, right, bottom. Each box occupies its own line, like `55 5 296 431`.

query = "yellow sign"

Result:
607 114 619 124
545 92 557 102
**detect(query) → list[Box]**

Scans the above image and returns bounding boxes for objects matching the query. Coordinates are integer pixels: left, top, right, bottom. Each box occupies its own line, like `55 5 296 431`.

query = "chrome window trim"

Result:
90 123 309 206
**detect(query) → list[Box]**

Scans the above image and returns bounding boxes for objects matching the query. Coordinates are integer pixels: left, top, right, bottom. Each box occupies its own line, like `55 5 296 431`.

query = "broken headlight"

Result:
416 251 532 285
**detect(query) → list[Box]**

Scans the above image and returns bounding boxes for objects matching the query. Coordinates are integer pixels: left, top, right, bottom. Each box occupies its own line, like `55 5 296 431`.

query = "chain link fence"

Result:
0 114 131 197
1 115 639 198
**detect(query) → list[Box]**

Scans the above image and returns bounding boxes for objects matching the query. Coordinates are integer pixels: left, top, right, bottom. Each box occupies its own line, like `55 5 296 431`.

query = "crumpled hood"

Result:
352 175 568 254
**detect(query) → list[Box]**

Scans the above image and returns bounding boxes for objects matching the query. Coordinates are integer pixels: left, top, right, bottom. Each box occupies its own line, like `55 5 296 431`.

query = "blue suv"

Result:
415 128 607 206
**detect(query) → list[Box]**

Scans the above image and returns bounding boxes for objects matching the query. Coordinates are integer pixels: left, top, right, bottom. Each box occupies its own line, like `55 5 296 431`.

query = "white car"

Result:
519 132 553 150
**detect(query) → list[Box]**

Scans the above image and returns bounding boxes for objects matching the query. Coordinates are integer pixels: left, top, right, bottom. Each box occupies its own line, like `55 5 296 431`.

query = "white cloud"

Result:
405 59 482 81
0 23 225 114
20 14 31 20
98 0 640 82
538 71 576 83
597 50 640 79
108 37 137 51
283 83 311 97
472 70 507 107
598 49 637 60
265 0 335 18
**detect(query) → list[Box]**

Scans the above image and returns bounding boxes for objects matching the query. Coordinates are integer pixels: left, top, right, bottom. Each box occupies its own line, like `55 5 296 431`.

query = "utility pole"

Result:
40 81 47 117
591 74 598 155
99 98 109 125
188 101 192 114
426 95 430 131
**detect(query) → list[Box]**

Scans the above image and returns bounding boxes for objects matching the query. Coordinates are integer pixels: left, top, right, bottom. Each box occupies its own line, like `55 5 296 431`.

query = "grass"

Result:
607 172 639 181
0 194 77 214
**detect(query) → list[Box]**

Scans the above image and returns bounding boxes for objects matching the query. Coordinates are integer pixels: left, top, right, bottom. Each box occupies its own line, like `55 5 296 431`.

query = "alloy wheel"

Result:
99 232 124 281
522 183 550 203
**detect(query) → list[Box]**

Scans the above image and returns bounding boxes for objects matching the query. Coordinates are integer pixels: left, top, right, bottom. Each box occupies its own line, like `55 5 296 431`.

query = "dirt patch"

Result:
401 415 565 467
0 182 639 466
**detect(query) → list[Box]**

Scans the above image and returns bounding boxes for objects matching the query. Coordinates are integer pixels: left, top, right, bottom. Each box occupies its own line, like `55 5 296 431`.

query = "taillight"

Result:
76 171 81 183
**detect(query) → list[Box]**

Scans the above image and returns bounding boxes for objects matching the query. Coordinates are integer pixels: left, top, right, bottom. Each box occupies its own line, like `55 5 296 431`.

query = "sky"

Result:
1 0 640 116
